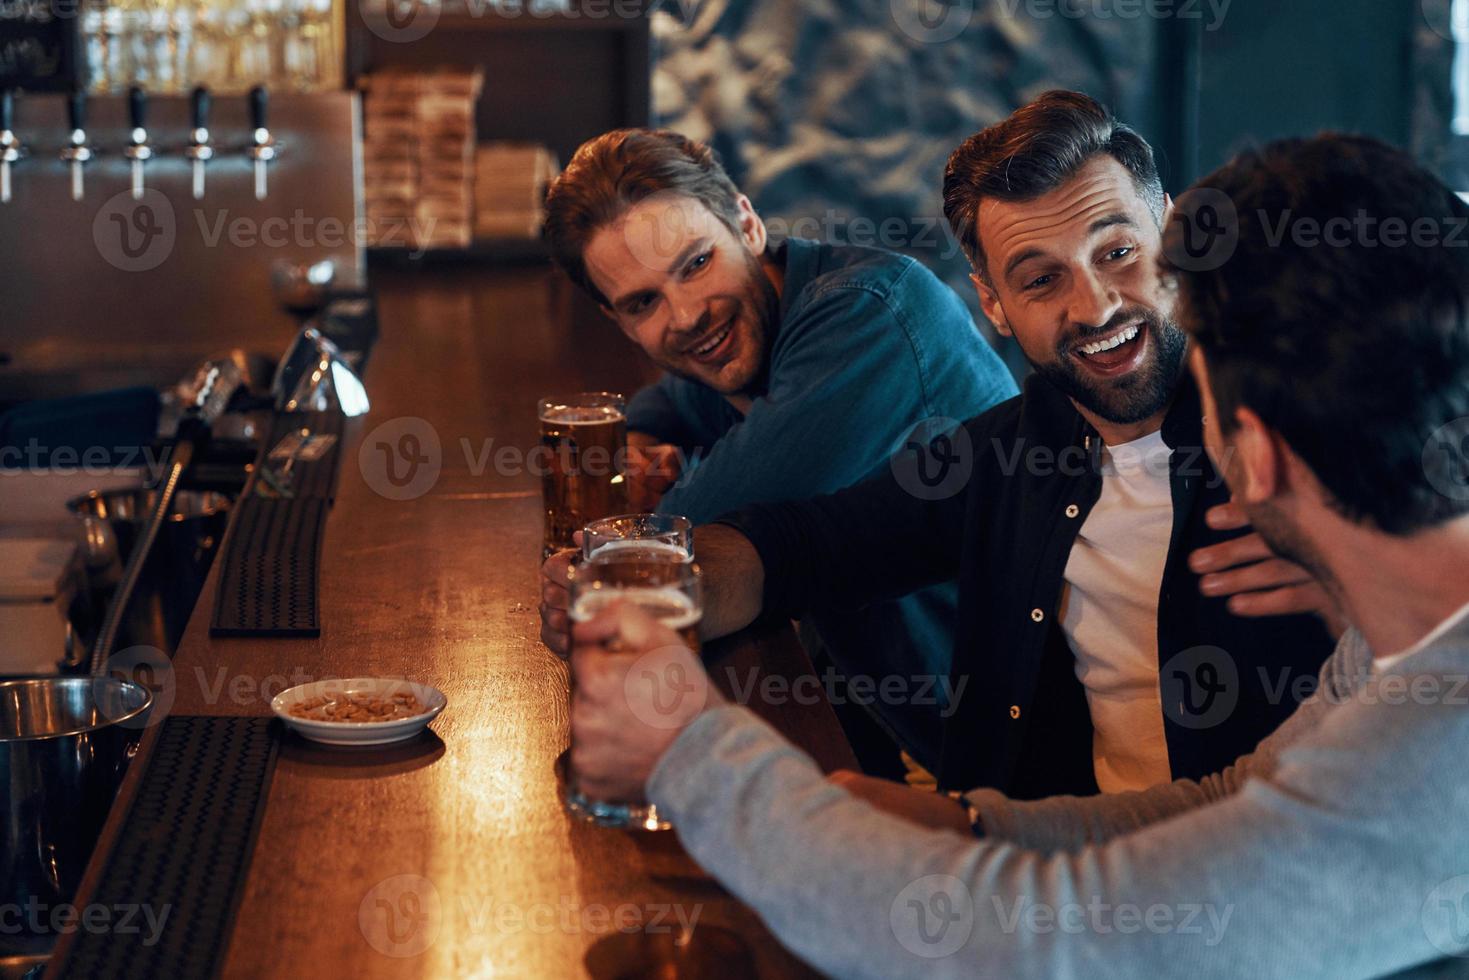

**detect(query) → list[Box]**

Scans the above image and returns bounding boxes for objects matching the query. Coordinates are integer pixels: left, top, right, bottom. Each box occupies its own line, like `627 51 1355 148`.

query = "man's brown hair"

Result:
942 90 1164 284
544 129 745 306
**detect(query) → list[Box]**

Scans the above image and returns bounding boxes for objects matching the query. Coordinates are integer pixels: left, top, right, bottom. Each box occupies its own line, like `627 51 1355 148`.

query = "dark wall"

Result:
651 0 1164 374
1190 0 1422 183
650 0 1454 375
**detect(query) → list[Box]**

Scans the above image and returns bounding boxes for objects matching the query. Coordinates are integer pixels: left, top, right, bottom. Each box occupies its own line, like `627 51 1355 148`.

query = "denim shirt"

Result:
627 237 1017 765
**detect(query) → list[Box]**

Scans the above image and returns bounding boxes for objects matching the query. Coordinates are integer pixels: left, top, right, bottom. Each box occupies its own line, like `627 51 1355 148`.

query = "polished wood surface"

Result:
64 263 855 979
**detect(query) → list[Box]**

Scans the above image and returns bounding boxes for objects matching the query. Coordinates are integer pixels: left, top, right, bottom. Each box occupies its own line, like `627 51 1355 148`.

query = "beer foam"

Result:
570 586 700 631
538 404 626 424
586 539 691 563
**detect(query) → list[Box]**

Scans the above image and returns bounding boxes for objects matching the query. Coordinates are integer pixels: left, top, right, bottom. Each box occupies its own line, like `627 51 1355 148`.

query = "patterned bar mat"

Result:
54 716 279 980
210 496 328 636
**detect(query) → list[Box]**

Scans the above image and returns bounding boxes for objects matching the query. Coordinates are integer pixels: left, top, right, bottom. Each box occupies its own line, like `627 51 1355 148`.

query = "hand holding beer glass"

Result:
567 558 705 831
540 514 694 658
539 392 629 557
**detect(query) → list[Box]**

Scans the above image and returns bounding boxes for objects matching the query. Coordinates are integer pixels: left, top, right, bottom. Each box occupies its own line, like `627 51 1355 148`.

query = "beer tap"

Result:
122 86 153 200
60 89 95 202
0 90 26 205
246 85 277 201
185 86 213 200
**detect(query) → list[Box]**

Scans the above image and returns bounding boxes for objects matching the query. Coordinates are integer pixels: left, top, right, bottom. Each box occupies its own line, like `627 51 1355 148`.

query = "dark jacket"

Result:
721 371 1336 798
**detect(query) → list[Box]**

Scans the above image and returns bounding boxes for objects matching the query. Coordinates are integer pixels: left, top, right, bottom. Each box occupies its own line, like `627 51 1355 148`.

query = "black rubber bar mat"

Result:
54 716 279 980
210 495 328 636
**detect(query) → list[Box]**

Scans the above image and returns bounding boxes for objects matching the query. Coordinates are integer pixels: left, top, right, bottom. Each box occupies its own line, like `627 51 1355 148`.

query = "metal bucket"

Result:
0 678 151 956
67 488 230 656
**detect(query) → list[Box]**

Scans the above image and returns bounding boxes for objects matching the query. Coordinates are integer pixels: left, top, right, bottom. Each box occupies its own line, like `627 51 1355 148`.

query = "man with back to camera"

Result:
565 131 1469 979
543 92 1341 800
537 128 1020 773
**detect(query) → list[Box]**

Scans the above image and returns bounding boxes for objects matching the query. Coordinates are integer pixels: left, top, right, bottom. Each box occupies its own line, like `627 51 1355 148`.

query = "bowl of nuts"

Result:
270 678 447 746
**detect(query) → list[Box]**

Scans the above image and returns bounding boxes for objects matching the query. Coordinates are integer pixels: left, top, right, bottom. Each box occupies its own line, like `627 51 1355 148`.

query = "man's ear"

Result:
970 272 1012 338
735 194 767 254
1230 406 1284 505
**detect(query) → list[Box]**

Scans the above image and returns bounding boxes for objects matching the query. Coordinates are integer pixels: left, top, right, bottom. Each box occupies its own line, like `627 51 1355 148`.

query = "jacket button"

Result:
1030 608 1045 623
1009 705 1021 719
1065 504 1080 518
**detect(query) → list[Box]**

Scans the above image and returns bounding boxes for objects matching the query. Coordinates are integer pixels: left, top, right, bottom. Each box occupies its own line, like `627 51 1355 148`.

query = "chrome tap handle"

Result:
188 86 214 199
61 89 92 201
124 86 151 199
246 86 276 200
0 89 23 204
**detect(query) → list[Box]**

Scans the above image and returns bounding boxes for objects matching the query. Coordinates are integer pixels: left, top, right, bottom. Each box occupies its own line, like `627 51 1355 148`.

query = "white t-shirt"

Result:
1058 430 1175 794
1374 598 1469 672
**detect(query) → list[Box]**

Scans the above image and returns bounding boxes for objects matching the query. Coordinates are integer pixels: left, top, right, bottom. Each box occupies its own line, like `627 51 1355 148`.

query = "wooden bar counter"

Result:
53 264 855 979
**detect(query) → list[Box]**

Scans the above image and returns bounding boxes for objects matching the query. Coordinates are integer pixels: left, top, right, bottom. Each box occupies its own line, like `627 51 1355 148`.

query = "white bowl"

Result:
270 677 447 746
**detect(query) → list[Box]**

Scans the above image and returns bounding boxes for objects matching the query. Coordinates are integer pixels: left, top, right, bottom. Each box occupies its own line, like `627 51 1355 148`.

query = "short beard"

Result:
1032 307 1189 426
664 246 779 397
733 247 780 397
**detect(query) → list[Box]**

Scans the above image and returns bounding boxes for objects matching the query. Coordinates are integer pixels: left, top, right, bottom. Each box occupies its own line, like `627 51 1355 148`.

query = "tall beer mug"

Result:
566 559 703 831
538 392 628 557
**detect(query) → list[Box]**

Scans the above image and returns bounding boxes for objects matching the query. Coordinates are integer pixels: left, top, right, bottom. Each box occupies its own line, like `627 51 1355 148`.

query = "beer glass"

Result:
539 392 628 557
566 560 703 831
582 514 694 565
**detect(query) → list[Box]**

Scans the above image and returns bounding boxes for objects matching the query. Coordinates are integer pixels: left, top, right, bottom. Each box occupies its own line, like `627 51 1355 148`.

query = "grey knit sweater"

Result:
648 614 1469 979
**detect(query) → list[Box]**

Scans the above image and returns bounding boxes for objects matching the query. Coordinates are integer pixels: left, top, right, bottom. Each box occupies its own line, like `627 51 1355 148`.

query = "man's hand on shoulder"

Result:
1190 502 1348 638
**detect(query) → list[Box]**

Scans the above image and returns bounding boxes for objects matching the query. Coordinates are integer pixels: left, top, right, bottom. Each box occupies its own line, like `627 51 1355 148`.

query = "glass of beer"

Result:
582 513 694 565
539 392 629 558
566 559 703 831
